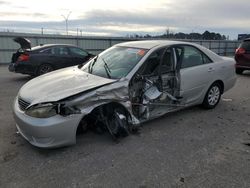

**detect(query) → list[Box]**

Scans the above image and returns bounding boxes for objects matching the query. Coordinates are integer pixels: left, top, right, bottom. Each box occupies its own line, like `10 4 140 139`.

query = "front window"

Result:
82 46 148 79
69 47 88 56
138 48 175 76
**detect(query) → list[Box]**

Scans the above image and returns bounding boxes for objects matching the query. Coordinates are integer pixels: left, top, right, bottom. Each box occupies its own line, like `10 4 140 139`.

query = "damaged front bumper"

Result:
13 98 83 148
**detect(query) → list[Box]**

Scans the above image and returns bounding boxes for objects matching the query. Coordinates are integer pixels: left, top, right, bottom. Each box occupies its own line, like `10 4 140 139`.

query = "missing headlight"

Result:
59 106 81 116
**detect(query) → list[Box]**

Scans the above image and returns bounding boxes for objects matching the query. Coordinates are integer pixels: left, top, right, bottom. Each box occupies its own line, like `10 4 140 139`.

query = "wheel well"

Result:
39 63 54 69
213 80 224 93
76 102 131 135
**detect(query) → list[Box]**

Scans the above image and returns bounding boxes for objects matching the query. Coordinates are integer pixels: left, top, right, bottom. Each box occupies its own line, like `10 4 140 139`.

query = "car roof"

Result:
116 40 222 62
116 40 194 49
31 44 78 51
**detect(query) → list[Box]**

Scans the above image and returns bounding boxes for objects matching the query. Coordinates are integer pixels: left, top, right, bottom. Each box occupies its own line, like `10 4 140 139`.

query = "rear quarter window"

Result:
39 48 52 54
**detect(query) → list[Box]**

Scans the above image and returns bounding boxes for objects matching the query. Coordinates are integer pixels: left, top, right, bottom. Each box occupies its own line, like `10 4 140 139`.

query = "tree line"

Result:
128 30 227 40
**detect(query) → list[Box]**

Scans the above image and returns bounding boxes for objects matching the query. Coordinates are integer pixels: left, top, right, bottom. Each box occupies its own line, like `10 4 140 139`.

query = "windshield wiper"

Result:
88 55 98 73
101 57 111 78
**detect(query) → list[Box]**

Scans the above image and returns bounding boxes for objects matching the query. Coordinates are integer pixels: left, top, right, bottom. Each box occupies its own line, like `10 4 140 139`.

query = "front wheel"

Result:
106 108 129 140
202 83 222 109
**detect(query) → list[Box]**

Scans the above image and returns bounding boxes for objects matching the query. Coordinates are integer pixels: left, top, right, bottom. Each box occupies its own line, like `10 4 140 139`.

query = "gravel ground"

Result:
0 65 250 188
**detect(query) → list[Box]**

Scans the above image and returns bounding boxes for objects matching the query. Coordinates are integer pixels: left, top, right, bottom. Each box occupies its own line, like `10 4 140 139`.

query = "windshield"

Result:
81 46 148 79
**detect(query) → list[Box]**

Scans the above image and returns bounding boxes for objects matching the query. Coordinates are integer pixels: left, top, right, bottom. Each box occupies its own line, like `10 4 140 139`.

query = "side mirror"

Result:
78 64 84 68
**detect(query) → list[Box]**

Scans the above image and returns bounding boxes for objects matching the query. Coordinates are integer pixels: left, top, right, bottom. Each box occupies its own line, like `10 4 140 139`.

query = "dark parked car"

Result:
9 37 94 76
235 38 250 74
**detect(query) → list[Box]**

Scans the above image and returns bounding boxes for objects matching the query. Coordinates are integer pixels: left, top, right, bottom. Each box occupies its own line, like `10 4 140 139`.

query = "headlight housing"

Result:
25 103 58 118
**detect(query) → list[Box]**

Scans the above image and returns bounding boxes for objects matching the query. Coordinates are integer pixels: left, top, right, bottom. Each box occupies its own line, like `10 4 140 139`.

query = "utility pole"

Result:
61 11 72 35
166 27 170 38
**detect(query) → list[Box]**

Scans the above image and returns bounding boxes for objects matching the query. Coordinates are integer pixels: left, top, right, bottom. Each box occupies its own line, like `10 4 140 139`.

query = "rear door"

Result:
173 45 214 105
40 47 72 69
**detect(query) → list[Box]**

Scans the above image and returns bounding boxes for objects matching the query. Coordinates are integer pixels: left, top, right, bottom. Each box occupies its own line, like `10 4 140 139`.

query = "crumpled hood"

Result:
19 67 116 105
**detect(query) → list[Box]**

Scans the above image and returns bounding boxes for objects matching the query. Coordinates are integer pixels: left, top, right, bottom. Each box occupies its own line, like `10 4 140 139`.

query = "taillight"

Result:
235 48 246 54
17 54 29 62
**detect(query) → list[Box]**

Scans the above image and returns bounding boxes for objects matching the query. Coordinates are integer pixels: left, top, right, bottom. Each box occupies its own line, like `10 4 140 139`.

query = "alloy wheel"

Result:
208 86 220 106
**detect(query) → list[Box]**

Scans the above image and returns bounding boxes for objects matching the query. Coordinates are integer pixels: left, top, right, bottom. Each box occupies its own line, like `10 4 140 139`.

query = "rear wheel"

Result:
236 68 244 74
202 83 222 109
37 64 54 76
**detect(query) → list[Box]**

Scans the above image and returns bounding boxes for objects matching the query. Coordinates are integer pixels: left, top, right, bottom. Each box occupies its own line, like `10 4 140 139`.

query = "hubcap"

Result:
208 86 220 106
40 65 52 75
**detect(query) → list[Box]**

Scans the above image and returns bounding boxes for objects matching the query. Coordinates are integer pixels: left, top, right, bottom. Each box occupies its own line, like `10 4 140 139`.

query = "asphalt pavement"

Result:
0 65 250 188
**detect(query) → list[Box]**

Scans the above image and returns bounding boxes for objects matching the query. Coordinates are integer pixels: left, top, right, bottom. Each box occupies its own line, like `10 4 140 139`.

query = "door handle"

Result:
208 67 215 72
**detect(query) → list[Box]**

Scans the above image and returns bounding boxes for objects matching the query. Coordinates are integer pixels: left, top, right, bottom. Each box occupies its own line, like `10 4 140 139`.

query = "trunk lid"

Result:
13 37 31 50
11 37 31 63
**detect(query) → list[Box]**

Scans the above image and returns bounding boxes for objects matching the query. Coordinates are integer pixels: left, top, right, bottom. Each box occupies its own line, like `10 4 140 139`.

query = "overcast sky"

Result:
0 0 249 39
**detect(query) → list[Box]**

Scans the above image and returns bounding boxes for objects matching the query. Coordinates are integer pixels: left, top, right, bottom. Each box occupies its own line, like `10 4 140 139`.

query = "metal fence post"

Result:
224 41 227 56
109 39 112 47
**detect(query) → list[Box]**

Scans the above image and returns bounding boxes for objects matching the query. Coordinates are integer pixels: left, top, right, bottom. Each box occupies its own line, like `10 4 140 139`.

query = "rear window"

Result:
240 41 250 50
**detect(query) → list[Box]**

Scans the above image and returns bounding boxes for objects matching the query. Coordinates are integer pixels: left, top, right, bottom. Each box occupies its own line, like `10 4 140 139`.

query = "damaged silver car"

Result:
13 40 236 148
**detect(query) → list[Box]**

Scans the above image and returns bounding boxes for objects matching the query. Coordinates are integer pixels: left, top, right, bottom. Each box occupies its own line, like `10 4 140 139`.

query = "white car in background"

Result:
13 40 236 148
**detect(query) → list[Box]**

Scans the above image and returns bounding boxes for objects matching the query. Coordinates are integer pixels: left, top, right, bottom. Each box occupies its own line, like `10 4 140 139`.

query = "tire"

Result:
37 64 54 76
202 83 222 109
236 68 244 74
106 108 129 140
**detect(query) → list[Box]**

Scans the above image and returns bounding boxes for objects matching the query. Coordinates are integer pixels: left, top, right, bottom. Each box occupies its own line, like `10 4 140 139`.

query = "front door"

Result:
45 47 72 69
130 47 181 121
68 47 90 65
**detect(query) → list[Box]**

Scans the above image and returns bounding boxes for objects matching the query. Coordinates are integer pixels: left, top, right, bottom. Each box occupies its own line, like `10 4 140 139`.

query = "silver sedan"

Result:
13 40 237 148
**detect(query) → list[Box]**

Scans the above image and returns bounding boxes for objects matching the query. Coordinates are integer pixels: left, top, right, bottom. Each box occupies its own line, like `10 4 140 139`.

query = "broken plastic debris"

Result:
222 98 233 102
180 177 185 183
144 86 162 100
243 143 250 147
